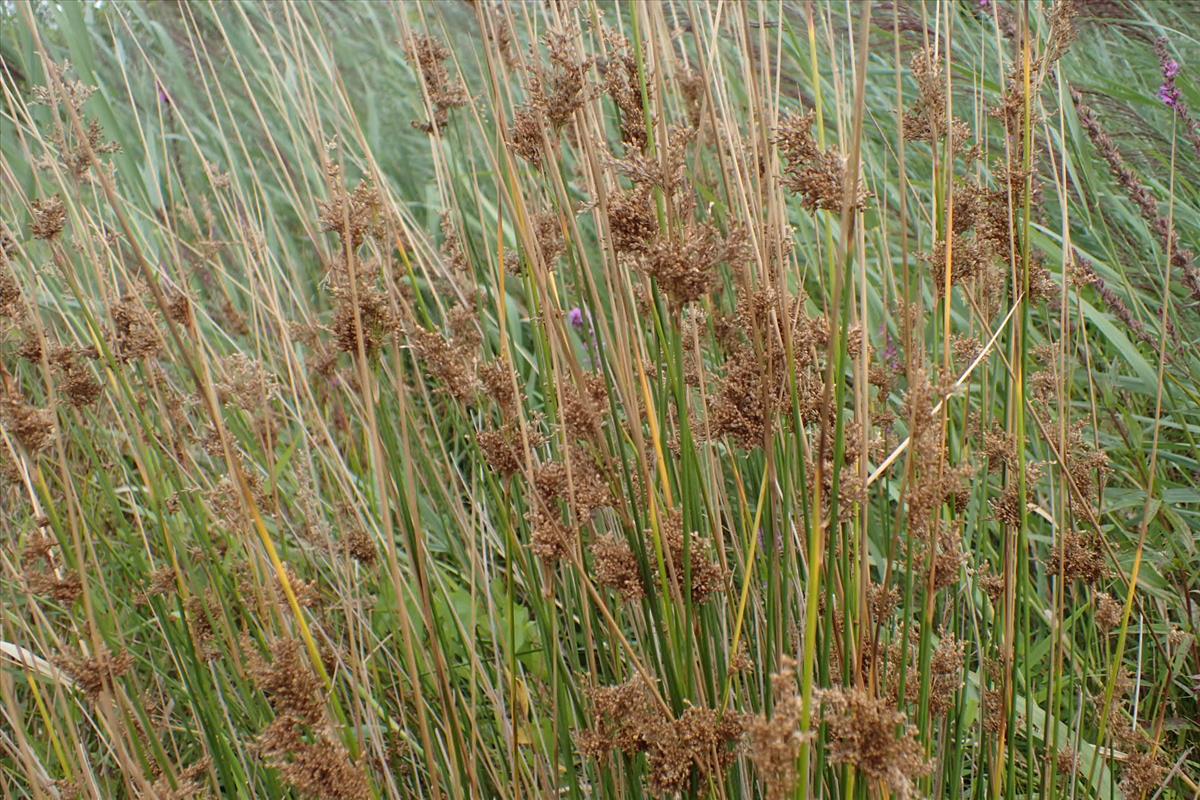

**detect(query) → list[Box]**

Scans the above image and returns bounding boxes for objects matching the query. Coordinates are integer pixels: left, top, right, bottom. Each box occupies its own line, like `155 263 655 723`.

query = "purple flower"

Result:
1164 59 1181 79
567 307 585 328
1159 84 1181 109
978 0 990 7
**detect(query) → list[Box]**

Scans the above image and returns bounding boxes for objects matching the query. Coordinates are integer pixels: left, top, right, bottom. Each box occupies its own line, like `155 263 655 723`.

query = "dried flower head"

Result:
318 181 385 251
1047 529 1108 583
56 647 133 698
112 296 162 361
818 686 931 800
904 48 971 149
747 658 812 800
31 195 67 240
592 533 644 600
407 34 468 133
1 389 55 454
776 111 866 212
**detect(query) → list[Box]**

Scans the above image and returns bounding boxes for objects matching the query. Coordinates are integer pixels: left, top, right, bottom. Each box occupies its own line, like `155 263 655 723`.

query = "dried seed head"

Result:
591 533 644 600
775 112 867 212
903 48 971 149
344 526 376 566
1047 529 1108 583
112 296 162 361
818 686 932 800
528 504 575 564
56 647 133 699
1095 591 1122 632
747 658 811 800
407 34 468 133
1 389 55 454
318 181 385 250
31 195 67 240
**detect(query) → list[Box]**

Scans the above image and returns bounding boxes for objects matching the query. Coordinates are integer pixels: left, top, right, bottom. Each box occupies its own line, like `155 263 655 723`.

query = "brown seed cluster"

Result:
578 675 745 797
56 647 133 699
600 38 649 152
746 658 812 800
509 26 593 163
904 48 971 149
1047 529 1107 584
112 295 162 361
591 533 644 600
31 195 67 240
1 388 55 454
775 111 866 213
250 638 370 800
818 686 931 800
656 508 728 604
406 35 467 134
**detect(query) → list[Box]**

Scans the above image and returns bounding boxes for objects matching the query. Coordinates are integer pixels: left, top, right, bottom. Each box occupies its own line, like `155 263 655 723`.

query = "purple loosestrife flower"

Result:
1158 84 1181 109
567 307 585 329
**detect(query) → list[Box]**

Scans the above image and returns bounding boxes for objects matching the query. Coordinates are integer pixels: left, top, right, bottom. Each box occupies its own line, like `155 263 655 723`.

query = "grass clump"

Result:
1 1 1198 798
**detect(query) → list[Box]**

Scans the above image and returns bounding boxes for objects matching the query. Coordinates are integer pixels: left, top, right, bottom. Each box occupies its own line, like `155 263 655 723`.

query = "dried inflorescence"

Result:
250 638 370 800
607 187 658 255
600 36 650 152
578 675 745 797
528 504 575 564
746 658 811 800
561 371 609 441
708 295 827 449
1094 591 1123 632
26 569 82 604
1047 529 1108 583
885 629 964 718
215 353 277 411
407 319 481 403
407 34 468 134
31 195 68 241
319 181 386 252
112 295 162 361
1 388 55 454
818 686 931 800
656 508 728 603
343 526 376 566
635 221 749 308
591 533 644 600
509 26 594 162
56 647 133 698
904 48 971 149
775 111 867 213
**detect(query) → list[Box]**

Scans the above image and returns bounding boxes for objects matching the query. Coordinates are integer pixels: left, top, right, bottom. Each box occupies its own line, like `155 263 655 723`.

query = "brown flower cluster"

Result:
600 35 650 152
591 533 644 600
56 647 133 699
578 675 745 797
1 388 55 454
112 295 162 362
904 48 971 149
509 26 594 163
1047 529 1107 584
818 686 932 800
885 629 965 718
709 292 828 449
31 195 67 241
250 638 369 800
746 657 811 800
406 34 467 134
775 111 866 213
657 508 727 604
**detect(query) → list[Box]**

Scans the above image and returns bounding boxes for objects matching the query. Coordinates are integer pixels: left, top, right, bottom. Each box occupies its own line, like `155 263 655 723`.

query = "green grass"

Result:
1 1 1197 799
